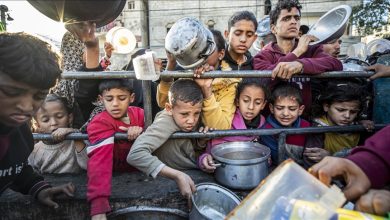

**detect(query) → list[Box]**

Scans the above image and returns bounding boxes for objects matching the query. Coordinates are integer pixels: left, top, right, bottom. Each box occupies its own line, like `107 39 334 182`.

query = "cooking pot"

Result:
307 5 351 45
165 17 216 69
189 183 241 220
211 141 270 190
27 0 126 28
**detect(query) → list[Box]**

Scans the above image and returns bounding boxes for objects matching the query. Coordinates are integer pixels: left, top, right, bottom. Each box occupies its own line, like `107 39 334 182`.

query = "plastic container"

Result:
133 51 160 81
226 160 346 220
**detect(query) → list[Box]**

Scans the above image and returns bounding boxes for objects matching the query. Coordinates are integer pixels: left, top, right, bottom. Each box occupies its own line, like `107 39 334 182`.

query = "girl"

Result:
303 81 374 167
198 78 268 173
28 94 88 174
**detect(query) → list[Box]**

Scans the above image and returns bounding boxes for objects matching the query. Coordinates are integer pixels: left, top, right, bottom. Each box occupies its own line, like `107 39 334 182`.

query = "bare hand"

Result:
37 182 75 209
194 63 214 98
104 42 114 58
154 58 163 73
271 61 303 80
91 214 107 220
309 156 371 200
360 120 375 132
355 189 390 216
119 126 143 140
175 172 196 200
303 147 330 162
66 22 97 46
293 34 319 57
51 128 77 142
201 154 217 173
366 64 390 81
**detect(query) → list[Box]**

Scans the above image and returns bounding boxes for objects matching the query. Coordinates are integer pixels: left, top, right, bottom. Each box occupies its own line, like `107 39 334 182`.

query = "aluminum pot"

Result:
165 17 216 69
307 5 351 45
211 141 270 190
27 0 126 28
189 183 241 220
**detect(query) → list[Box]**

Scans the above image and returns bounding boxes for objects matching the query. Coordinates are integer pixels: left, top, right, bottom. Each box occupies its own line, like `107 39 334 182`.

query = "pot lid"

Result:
27 0 126 28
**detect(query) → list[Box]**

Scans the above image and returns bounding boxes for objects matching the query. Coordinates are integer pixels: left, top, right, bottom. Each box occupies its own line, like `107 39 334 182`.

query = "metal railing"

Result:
44 69 381 164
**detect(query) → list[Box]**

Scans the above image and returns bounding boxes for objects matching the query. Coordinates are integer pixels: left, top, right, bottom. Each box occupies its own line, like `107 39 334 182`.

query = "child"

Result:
86 79 144 219
158 29 240 129
303 82 374 167
222 10 258 70
28 94 87 174
260 83 310 165
128 79 206 202
199 78 268 172
0 32 74 209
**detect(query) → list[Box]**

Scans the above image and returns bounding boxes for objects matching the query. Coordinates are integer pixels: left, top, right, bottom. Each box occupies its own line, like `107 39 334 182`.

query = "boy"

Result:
253 0 342 111
222 10 258 71
128 79 205 201
260 84 310 165
0 32 74 209
86 79 144 219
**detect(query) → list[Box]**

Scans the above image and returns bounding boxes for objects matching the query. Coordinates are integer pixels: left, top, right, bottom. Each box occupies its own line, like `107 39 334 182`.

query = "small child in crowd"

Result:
86 79 144 219
303 81 374 167
128 79 207 201
260 83 310 165
199 78 268 172
29 94 87 174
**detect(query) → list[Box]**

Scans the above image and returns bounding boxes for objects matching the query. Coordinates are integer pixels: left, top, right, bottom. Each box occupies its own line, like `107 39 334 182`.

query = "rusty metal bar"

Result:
33 124 387 141
141 80 153 127
277 132 287 165
62 70 375 79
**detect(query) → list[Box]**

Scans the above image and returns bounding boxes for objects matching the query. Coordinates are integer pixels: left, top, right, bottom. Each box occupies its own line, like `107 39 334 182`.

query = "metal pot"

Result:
211 142 270 190
27 0 126 28
165 17 216 69
189 183 241 220
307 5 351 45
107 206 188 220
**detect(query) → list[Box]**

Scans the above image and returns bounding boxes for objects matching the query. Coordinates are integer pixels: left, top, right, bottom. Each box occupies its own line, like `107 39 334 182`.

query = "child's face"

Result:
324 101 360 126
100 88 135 119
35 101 72 133
237 85 267 122
166 100 202 132
0 72 48 127
270 96 304 127
205 47 225 69
225 20 257 56
271 7 301 39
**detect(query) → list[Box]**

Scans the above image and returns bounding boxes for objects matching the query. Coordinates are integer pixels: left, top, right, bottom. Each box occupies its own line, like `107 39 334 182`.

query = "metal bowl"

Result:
165 17 216 69
27 0 126 28
307 5 352 45
190 183 241 220
107 206 188 220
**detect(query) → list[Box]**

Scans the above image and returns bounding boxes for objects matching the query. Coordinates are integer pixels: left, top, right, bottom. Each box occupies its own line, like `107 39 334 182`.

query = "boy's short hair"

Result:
0 32 62 90
228 11 258 31
98 79 134 94
270 83 303 105
270 0 302 25
168 79 203 106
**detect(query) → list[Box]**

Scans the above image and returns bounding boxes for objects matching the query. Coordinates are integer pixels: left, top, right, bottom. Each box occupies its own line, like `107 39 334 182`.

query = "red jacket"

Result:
86 106 144 216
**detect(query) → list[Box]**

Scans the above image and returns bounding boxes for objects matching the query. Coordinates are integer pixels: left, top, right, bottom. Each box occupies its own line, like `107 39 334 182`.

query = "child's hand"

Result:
194 63 214 98
174 171 196 208
201 154 217 173
303 147 330 162
119 126 143 140
51 128 78 142
198 126 214 133
37 182 75 209
91 214 107 220
355 189 390 216
104 42 114 59
154 57 163 73
360 120 375 132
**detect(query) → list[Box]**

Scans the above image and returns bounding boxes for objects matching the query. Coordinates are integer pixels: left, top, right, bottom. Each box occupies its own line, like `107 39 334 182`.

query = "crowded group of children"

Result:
1 0 388 219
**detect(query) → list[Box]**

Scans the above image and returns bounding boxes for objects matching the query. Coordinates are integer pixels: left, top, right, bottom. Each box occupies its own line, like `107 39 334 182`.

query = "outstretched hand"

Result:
366 64 390 81
309 156 371 201
37 182 75 209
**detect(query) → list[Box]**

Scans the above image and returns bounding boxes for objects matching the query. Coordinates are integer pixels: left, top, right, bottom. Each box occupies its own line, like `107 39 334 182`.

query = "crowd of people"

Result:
1 0 389 219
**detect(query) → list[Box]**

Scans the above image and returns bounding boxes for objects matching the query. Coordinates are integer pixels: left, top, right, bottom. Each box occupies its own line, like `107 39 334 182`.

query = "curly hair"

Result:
270 0 302 25
0 32 62 90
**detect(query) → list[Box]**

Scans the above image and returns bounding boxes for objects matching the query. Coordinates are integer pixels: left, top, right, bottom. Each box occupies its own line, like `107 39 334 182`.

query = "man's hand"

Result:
366 64 390 81
309 156 371 200
119 126 143 140
303 147 330 162
293 34 318 57
355 189 390 216
37 182 75 209
272 61 303 80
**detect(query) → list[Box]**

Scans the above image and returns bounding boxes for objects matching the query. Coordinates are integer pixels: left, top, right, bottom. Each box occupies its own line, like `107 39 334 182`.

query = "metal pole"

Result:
277 132 287 165
141 80 153 127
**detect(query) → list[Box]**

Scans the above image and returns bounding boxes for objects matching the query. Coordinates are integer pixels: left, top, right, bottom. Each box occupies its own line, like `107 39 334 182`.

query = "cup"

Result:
133 51 160 81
